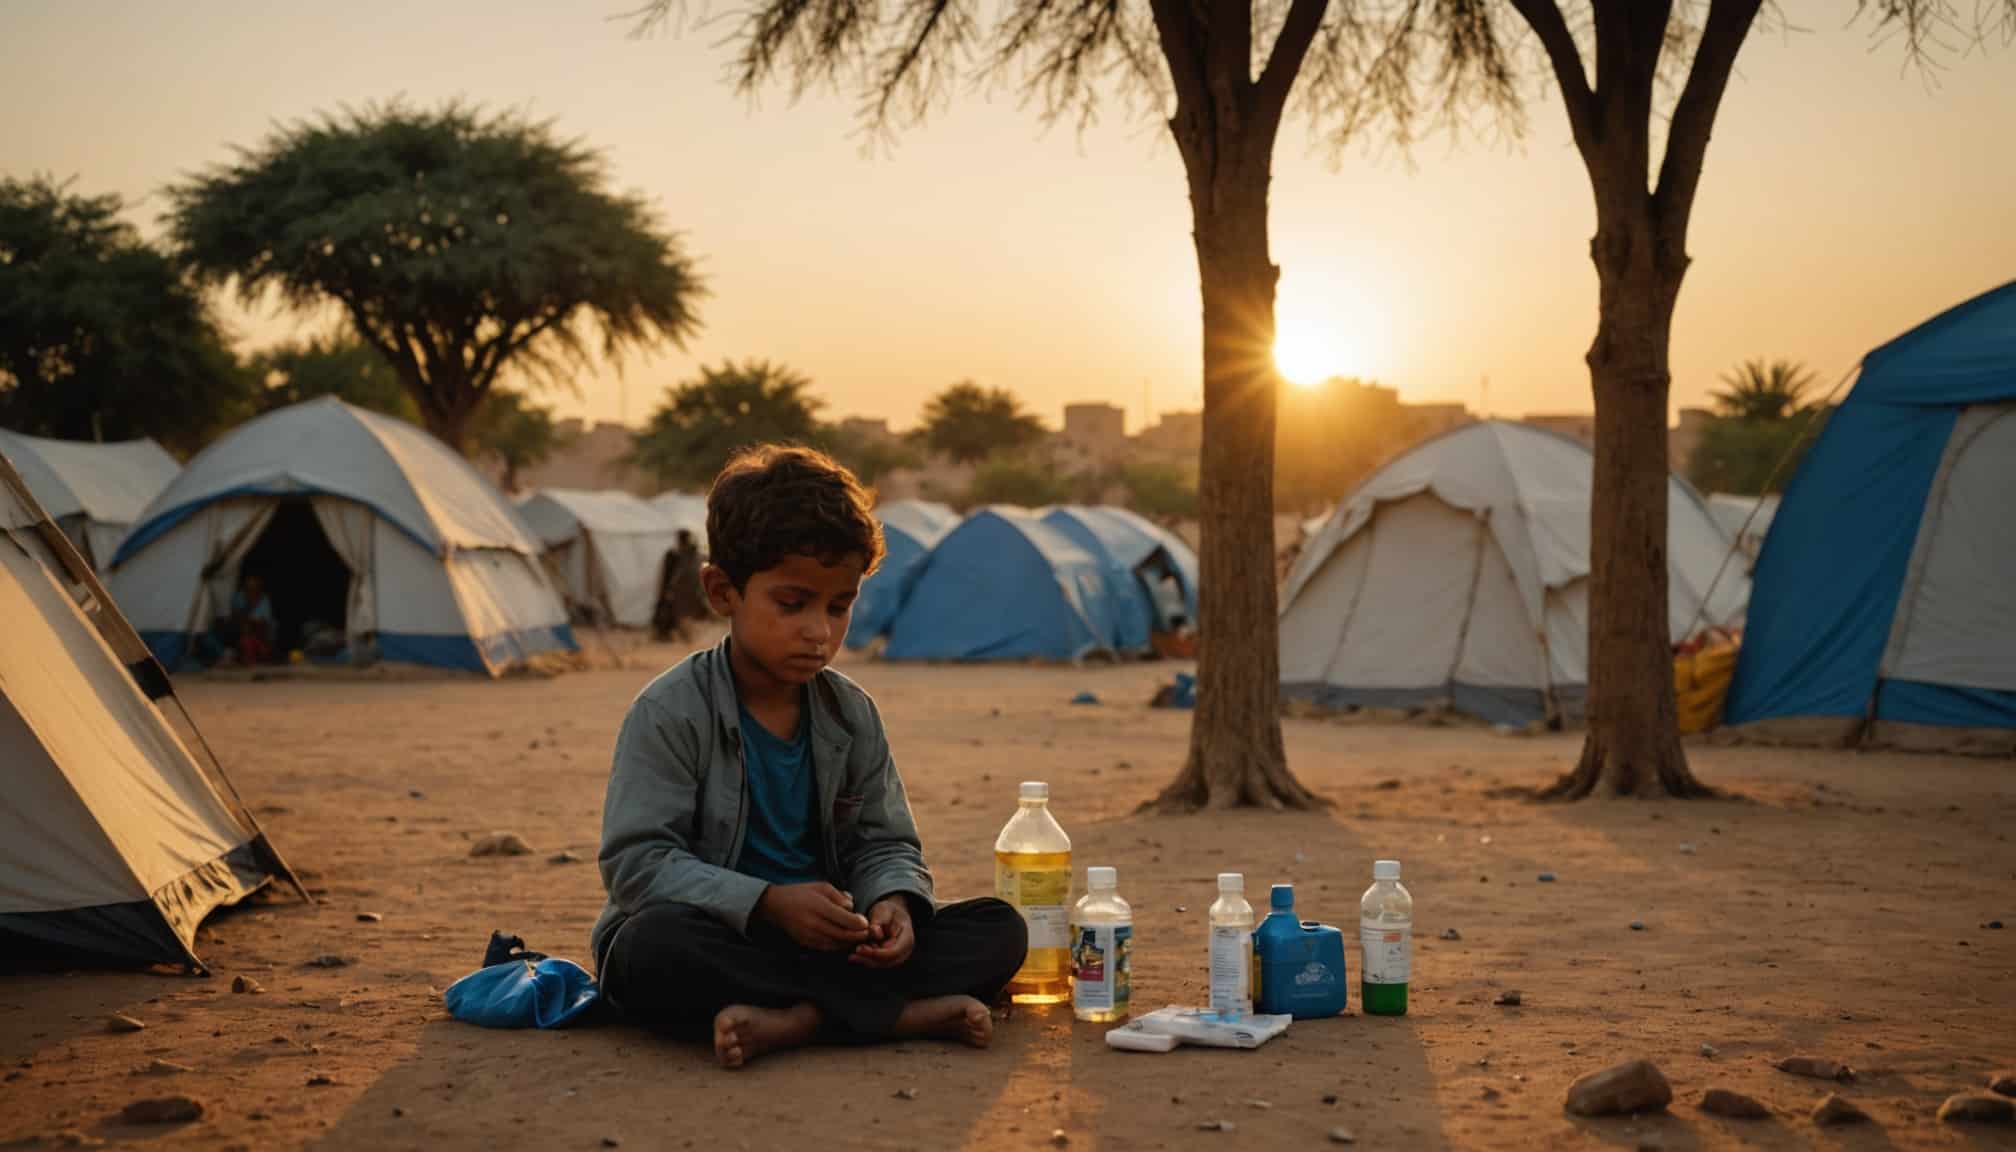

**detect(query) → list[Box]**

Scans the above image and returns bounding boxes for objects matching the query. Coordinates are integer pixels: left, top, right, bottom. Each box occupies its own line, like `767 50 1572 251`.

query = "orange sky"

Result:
3 3 2011 433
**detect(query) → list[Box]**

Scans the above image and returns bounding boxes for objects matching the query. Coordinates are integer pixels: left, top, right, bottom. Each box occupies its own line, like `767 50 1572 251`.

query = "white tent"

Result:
0 430 179 568
0 454 301 970
649 490 708 546
518 488 682 628
1706 493 1778 568
109 397 574 675
1280 420 1750 726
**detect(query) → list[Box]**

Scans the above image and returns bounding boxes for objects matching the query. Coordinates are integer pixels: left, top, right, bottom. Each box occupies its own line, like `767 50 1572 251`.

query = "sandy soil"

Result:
3 631 2013 1151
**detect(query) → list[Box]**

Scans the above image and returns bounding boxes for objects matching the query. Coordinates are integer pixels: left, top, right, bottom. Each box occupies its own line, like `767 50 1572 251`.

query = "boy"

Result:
592 446 1028 1067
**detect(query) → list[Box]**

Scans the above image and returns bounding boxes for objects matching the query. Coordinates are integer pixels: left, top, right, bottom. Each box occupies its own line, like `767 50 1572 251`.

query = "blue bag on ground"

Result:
445 956 600 1028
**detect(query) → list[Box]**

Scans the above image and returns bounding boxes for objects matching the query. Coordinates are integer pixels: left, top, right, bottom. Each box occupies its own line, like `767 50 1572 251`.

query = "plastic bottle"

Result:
1254 883 1347 1019
1070 866 1133 1022
1207 872 1255 1018
995 781 1073 1004
1359 859 1413 1016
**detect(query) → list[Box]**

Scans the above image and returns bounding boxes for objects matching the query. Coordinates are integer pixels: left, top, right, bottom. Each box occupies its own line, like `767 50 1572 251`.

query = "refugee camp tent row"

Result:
846 499 960 649
1728 280 2016 749
0 453 300 971
650 490 708 544
518 488 682 628
1280 420 1750 727
110 397 576 675
883 506 1131 662
0 429 179 568
1040 505 1200 653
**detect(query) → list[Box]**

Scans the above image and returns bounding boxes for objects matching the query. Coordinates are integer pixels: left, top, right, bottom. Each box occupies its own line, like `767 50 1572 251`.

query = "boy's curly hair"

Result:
706 445 885 589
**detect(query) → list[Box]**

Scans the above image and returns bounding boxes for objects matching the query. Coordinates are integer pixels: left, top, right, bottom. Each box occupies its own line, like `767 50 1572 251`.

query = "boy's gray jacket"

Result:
591 640 934 966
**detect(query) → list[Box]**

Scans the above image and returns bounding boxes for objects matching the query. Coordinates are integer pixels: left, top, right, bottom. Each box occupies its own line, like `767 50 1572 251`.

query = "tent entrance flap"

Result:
238 499 349 654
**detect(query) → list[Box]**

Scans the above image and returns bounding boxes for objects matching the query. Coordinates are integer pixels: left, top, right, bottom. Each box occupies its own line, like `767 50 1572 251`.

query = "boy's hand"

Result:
756 882 871 951
849 896 916 969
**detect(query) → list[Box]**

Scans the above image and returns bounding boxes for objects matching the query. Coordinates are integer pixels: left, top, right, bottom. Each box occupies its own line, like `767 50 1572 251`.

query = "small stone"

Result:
356 912 383 923
393 1108 405 1118
409 789 425 799
49 1130 104 1148
307 1074 335 1087
1244 1099 1272 1110
1440 928 1462 941
1493 990 1522 1006
1538 872 1557 883
232 975 264 994
470 831 533 857
1699 1088 1769 1118
119 1095 204 1124
1679 843 1697 855
1328 1127 1356 1145
893 1087 917 1100
1810 1093 1868 1126
1481 1086 1502 1101
1564 1059 1673 1116
1988 920 2005 930
1776 1056 1854 1082
1050 1129 1070 1147
551 850 584 864
1939 1094 2015 1124
602 1139 622 1148
1322 1093 1338 1105
1630 921 1646 931
139 1059 192 1075
306 954 351 968
1699 1043 1718 1059
1375 779 1401 790
1197 1120 1235 1132
1990 1071 2016 1097
106 1013 146 1033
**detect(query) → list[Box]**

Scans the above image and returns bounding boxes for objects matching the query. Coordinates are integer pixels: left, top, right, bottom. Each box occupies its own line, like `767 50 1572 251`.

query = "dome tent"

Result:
519 488 682 628
1040 505 1199 653
845 499 960 649
883 506 1125 661
110 398 574 675
1280 420 1748 726
0 453 302 970
0 430 179 568
1728 280 2016 748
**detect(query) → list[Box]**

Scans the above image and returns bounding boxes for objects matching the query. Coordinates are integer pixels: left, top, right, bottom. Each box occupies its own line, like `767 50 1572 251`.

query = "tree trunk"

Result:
1544 217 1710 800
1154 163 1320 811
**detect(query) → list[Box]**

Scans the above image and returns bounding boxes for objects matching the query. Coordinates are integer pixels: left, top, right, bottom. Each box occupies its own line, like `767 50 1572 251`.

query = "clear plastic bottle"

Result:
1070 866 1132 1022
995 781 1073 1005
1207 872 1255 1018
1359 859 1412 1016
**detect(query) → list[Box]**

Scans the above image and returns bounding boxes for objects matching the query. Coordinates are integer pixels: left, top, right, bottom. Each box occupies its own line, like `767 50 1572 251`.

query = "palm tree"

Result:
1711 359 1817 422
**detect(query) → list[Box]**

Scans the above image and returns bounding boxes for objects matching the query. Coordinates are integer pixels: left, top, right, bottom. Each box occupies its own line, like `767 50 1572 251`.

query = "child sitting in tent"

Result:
230 573 277 665
592 445 1027 1068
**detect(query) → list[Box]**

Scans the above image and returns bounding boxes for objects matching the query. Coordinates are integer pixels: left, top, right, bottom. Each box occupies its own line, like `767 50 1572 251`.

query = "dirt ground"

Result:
3 631 2013 1151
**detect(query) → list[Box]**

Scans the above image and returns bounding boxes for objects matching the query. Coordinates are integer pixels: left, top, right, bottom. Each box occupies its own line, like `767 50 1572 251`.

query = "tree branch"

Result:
1653 0 1764 243
1255 0 1329 121
1506 0 1597 158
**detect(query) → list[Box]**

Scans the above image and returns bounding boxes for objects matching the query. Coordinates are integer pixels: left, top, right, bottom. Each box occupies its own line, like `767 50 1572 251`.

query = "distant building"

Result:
1136 411 1203 463
489 418 651 496
837 416 896 444
1062 402 1129 465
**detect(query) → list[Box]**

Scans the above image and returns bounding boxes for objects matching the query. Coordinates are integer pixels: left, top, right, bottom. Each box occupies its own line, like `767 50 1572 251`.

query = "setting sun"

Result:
1273 326 1351 388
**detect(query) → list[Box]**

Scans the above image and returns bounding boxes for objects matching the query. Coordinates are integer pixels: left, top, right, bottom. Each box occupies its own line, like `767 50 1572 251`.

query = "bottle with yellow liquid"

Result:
995 781 1072 1004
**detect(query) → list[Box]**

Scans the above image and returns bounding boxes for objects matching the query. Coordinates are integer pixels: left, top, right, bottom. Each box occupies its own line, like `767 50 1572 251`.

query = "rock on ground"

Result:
1565 1060 1673 1117
1990 1071 2016 1097
1699 1088 1770 1118
104 1014 144 1033
119 1095 204 1124
470 831 533 857
1938 1094 2015 1125
1810 1094 1869 1127
1776 1056 1854 1081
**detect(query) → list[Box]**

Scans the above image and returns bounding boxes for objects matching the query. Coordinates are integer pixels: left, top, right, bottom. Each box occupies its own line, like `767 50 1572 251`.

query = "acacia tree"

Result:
1379 1 2012 798
918 381 1047 465
633 0 1513 810
169 104 704 451
631 359 825 488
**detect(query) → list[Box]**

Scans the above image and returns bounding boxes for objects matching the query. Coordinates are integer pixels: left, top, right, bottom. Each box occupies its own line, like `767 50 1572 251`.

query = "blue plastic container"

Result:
1254 884 1348 1019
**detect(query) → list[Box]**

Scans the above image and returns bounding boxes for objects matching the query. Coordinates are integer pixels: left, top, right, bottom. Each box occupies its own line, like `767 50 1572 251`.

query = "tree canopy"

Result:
0 177 251 454
917 381 1046 466
631 359 825 489
1711 358 1816 422
247 333 418 422
167 103 704 450
470 388 567 493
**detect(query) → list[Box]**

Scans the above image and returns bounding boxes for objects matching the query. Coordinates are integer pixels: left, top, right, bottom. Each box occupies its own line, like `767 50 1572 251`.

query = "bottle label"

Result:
1360 923 1411 985
1071 923 1131 1012
1209 926 1252 1015
996 864 1071 949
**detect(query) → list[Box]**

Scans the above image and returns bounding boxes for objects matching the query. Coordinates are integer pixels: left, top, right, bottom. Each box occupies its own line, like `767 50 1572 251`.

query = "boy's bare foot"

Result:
713 1003 820 1069
893 995 994 1049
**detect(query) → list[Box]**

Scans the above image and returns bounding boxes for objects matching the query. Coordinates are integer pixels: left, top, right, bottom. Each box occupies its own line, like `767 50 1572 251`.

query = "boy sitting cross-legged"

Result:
591 445 1028 1067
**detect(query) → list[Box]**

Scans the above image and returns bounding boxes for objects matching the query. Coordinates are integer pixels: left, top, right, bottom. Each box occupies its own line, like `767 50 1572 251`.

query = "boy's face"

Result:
705 552 866 687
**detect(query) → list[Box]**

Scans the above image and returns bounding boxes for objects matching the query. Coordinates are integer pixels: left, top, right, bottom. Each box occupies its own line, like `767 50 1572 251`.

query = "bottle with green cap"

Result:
1359 859 1412 1015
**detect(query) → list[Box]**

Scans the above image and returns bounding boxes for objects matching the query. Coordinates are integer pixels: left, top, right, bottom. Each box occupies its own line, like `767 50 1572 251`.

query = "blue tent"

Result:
1727 281 2016 734
883 507 1122 661
846 501 959 649
1039 506 1200 653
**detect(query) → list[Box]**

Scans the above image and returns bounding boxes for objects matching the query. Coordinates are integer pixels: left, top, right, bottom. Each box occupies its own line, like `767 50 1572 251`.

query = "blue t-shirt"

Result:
734 699 822 885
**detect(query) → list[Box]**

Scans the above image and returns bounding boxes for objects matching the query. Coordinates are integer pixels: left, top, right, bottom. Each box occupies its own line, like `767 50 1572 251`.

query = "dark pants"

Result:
599 898 1028 1042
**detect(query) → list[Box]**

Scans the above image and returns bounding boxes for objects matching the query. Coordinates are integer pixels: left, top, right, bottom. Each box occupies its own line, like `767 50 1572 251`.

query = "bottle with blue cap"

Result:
1254 884 1348 1018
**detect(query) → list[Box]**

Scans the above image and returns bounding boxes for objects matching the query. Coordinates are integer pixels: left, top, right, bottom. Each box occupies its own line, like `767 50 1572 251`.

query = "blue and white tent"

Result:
109 398 575 675
1727 281 2016 742
846 500 960 649
1039 505 1199 653
883 506 1123 661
